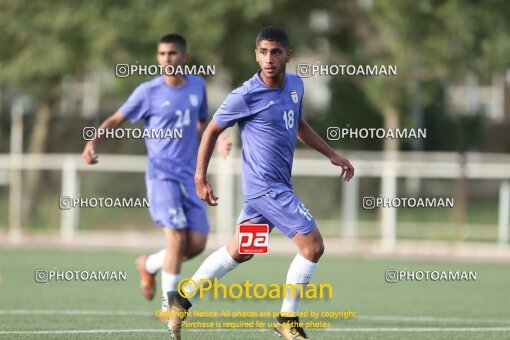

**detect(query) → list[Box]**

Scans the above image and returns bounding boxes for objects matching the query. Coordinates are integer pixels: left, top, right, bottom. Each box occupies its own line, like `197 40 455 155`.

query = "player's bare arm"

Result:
297 117 354 181
198 119 232 160
81 112 126 165
197 119 208 133
195 120 225 206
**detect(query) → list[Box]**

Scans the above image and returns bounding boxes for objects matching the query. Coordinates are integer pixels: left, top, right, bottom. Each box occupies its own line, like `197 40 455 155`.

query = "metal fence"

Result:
1 151 509 248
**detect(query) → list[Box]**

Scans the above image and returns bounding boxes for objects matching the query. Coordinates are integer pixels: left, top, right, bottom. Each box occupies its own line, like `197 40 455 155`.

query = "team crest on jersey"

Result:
189 94 199 107
291 91 298 104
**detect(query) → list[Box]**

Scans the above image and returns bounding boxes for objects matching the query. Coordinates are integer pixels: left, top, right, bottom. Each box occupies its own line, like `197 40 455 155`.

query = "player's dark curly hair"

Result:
256 26 290 48
159 34 187 52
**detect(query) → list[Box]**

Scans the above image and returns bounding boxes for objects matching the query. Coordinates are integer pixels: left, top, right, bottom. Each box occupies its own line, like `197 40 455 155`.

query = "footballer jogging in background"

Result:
165 26 354 340
81 34 231 320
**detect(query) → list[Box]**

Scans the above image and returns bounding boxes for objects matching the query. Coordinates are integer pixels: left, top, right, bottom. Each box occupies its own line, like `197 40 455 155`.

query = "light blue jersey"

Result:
119 75 210 231
213 72 304 199
119 75 208 182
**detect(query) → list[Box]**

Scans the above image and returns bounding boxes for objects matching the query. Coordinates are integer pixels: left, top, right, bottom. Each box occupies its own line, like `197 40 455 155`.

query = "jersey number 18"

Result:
283 109 295 130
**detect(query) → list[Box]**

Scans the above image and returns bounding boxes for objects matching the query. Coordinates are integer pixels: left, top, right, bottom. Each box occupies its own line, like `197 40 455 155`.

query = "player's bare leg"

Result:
182 230 207 260
160 229 207 339
226 223 255 263
274 226 324 340
137 229 206 317
290 226 324 263
167 224 254 339
163 228 187 275
160 228 186 332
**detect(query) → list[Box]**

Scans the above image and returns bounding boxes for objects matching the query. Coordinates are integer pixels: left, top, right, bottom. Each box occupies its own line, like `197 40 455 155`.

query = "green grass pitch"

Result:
1 248 509 339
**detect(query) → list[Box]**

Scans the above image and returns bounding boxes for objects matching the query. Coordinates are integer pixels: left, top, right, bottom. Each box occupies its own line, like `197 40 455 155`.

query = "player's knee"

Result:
165 228 186 247
194 242 206 255
185 243 206 260
317 242 325 258
301 242 325 262
166 228 186 237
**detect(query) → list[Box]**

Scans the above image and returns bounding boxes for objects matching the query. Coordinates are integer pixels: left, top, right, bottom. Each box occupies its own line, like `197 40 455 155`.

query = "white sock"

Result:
145 249 166 274
182 246 239 304
162 271 183 296
281 253 317 315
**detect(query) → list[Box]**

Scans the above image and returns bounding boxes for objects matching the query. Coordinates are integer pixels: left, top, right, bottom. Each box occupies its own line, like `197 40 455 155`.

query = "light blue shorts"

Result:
146 178 210 234
237 190 316 238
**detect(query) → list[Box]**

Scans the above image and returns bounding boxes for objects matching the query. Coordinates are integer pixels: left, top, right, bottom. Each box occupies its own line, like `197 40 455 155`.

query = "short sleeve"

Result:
198 82 209 121
298 78 305 119
118 84 149 124
299 86 304 119
213 92 251 128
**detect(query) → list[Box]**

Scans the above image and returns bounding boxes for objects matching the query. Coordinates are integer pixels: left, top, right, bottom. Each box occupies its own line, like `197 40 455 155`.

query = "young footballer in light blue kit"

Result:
166 27 354 340
81 34 231 310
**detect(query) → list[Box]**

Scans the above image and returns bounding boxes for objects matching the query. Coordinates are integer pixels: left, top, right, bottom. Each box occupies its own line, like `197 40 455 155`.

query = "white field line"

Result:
1 328 510 335
0 309 152 316
1 310 510 325
2 310 510 334
358 315 510 324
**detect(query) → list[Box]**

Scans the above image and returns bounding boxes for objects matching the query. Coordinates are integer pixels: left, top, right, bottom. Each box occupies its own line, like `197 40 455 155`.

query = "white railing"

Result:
1 151 509 247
